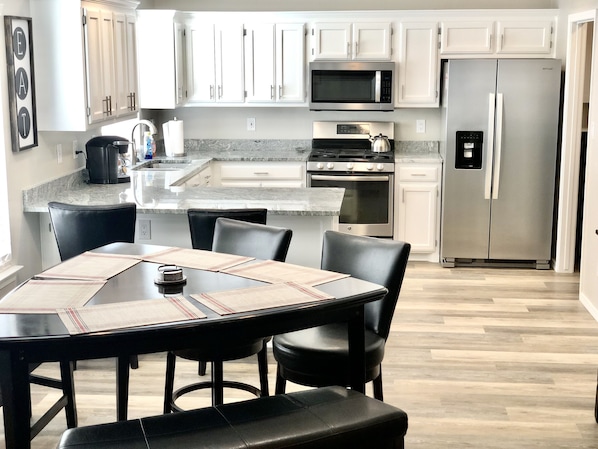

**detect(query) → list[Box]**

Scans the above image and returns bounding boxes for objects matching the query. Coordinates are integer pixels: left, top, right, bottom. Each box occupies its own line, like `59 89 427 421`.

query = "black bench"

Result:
57 386 408 449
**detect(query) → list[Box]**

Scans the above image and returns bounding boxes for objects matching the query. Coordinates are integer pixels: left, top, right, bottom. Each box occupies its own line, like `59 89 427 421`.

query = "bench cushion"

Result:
58 386 408 449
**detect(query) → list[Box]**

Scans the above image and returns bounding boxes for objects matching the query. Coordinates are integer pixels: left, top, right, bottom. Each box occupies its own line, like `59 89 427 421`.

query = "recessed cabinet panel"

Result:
352 22 392 60
397 184 438 253
497 20 553 54
312 22 352 60
397 22 439 107
277 23 305 102
312 22 391 60
440 21 494 54
114 12 138 116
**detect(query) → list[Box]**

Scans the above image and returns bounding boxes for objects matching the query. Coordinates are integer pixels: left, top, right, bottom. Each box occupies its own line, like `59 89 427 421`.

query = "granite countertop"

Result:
23 139 440 217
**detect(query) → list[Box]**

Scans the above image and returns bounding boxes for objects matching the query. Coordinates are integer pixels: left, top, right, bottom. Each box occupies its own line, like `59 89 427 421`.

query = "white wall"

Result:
0 0 583 283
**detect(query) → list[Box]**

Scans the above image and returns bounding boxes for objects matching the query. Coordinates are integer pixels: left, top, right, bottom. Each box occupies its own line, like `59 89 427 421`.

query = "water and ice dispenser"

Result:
455 131 483 169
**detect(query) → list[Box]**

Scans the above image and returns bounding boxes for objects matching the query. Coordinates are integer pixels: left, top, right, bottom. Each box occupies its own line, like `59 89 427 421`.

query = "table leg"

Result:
116 356 130 421
0 351 33 449
348 306 366 393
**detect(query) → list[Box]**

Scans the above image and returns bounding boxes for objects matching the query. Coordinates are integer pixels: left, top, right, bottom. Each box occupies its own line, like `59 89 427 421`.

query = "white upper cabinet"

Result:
113 12 139 116
440 18 554 57
311 22 392 60
397 21 439 107
187 22 245 104
30 0 139 131
245 23 305 103
496 20 553 54
137 10 190 109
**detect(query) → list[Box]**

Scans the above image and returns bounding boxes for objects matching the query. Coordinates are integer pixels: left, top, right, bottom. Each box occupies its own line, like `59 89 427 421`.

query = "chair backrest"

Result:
187 209 268 250
320 230 410 340
212 217 293 262
48 201 137 261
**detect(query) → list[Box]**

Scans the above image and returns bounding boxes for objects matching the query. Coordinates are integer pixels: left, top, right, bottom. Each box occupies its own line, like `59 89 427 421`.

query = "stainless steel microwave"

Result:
309 61 395 111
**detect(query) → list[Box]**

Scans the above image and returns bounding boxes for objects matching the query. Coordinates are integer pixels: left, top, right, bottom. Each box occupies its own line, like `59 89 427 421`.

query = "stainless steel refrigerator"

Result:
440 59 561 268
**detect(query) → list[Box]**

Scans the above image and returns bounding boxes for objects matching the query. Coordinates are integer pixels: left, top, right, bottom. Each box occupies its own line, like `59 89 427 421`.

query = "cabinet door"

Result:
440 21 494 55
496 20 553 54
245 24 276 103
397 183 438 253
85 7 114 124
312 22 351 60
215 24 245 103
352 22 392 60
113 12 138 117
189 23 217 103
276 23 305 102
397 22 439 107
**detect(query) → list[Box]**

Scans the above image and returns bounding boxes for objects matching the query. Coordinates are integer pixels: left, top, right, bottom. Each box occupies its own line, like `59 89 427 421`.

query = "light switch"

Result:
416 120 426 134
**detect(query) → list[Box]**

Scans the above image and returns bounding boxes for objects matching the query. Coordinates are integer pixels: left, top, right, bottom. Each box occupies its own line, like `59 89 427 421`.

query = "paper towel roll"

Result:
163 119 184 156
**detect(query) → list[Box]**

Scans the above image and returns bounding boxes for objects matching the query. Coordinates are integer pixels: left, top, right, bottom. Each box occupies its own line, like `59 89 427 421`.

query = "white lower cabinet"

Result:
212 162 306 187
395 163 441 262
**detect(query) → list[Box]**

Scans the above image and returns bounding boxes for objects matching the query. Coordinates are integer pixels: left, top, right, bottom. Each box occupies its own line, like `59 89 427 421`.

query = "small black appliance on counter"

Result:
86 136 131 184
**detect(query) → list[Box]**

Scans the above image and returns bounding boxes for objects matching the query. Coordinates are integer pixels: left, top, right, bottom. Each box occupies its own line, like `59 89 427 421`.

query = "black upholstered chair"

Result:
48 202 137 261
187 208 268 377
187 208 268 251
47 201 138 417
165 217 293 410
273 230 411 401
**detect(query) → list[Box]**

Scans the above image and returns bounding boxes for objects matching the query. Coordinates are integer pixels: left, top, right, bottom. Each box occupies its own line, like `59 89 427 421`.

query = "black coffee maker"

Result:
86 136 131 184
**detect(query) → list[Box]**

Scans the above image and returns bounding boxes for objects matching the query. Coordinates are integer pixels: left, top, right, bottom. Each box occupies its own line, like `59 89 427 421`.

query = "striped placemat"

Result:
191 282 334 315
0 279 105 314
58 296 206 335
221 260 349 286
38 252 141 281
142 247 253 272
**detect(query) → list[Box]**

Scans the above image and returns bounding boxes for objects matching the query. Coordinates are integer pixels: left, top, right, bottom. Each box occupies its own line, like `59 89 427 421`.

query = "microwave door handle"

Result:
375 71 381 102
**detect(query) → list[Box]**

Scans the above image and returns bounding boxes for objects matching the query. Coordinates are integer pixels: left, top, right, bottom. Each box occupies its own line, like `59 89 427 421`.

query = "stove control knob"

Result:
316 162 324 170
376 163 385 171
346 162 354 170
326 162 335 170
366 163 374 171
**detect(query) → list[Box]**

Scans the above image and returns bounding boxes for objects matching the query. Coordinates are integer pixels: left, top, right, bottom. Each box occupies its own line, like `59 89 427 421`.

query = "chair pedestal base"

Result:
171 380 262 412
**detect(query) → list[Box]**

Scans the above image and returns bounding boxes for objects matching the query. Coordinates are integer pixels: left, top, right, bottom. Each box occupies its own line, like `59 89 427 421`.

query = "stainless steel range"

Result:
307 121 395 237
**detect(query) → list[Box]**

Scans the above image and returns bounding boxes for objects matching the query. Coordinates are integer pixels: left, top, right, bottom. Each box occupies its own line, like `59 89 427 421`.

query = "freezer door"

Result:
488 59 560 261
441 59 497 260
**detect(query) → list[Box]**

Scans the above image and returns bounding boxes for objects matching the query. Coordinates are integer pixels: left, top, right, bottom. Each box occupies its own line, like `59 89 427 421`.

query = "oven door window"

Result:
310 175 390 224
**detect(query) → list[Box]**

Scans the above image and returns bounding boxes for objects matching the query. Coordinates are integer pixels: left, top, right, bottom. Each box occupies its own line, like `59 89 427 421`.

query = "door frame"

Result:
554 10 595 273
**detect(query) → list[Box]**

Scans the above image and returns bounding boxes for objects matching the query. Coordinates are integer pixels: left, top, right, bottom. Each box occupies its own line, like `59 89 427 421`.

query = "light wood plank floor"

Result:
9 261 598 449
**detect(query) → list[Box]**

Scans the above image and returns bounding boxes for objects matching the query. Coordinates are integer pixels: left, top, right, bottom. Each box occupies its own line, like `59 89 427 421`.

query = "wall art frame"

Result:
4 16 38 153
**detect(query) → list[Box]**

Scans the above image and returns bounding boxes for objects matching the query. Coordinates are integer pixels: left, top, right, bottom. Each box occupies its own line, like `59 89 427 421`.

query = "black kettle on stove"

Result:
86 136 131 184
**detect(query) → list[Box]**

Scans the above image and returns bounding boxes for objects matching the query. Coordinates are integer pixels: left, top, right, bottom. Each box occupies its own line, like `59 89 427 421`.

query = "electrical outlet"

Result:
416 120 426 134
247 117 256 131
72 140 78 159
56 144 63 163
138 220 151 240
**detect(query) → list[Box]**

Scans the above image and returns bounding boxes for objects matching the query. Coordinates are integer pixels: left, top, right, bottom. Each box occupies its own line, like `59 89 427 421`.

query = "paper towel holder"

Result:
162 117 185 157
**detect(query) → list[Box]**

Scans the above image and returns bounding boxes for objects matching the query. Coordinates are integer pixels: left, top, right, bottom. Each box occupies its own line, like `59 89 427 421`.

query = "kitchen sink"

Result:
132 160 192 171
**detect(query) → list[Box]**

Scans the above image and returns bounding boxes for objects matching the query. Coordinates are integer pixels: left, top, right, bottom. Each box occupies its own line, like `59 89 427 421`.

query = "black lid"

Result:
86 136 130 153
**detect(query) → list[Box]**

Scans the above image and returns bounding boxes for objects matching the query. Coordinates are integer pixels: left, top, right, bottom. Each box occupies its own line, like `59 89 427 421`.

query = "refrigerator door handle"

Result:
492 93 504 199
484 93 496 199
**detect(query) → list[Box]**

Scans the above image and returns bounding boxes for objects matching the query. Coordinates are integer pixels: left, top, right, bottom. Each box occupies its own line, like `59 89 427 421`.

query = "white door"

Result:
276 23 305 102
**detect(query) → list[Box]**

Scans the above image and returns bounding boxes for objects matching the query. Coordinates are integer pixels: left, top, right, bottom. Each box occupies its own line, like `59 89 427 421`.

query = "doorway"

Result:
554 12 594 274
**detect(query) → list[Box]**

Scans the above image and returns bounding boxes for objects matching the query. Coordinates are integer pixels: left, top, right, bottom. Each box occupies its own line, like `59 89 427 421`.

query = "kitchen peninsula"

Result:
23 141 343 269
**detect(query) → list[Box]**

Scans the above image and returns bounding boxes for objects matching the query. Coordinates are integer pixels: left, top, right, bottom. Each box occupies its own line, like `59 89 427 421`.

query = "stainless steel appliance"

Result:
440 59 561 268
308 121 395 237
86 136 131 184
309 61 394 111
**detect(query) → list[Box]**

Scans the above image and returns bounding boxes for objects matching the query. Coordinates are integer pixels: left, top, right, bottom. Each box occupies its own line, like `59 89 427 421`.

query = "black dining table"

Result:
0 242 387 449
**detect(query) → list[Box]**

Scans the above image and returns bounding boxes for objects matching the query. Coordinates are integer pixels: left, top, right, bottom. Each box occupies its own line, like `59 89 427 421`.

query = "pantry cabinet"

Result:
245 23 305 103
30 0 139 131
187 22 245 104
395 162 441 262
397 21 439 107
137 10 190 109
311 22 392 60
440 19 554 56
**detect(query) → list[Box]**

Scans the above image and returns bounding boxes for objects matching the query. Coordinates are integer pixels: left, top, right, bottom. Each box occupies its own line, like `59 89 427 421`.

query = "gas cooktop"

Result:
308 148 394 163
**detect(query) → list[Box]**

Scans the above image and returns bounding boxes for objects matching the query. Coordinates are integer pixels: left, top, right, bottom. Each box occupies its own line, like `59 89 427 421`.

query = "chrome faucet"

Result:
131 119 158 162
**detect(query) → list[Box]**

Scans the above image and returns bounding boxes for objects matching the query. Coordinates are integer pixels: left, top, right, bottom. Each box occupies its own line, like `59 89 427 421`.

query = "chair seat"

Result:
175 338 266 362
273 323 385 386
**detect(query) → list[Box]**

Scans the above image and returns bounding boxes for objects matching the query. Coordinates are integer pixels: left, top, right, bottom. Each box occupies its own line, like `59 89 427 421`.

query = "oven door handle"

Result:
310 175 391 182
